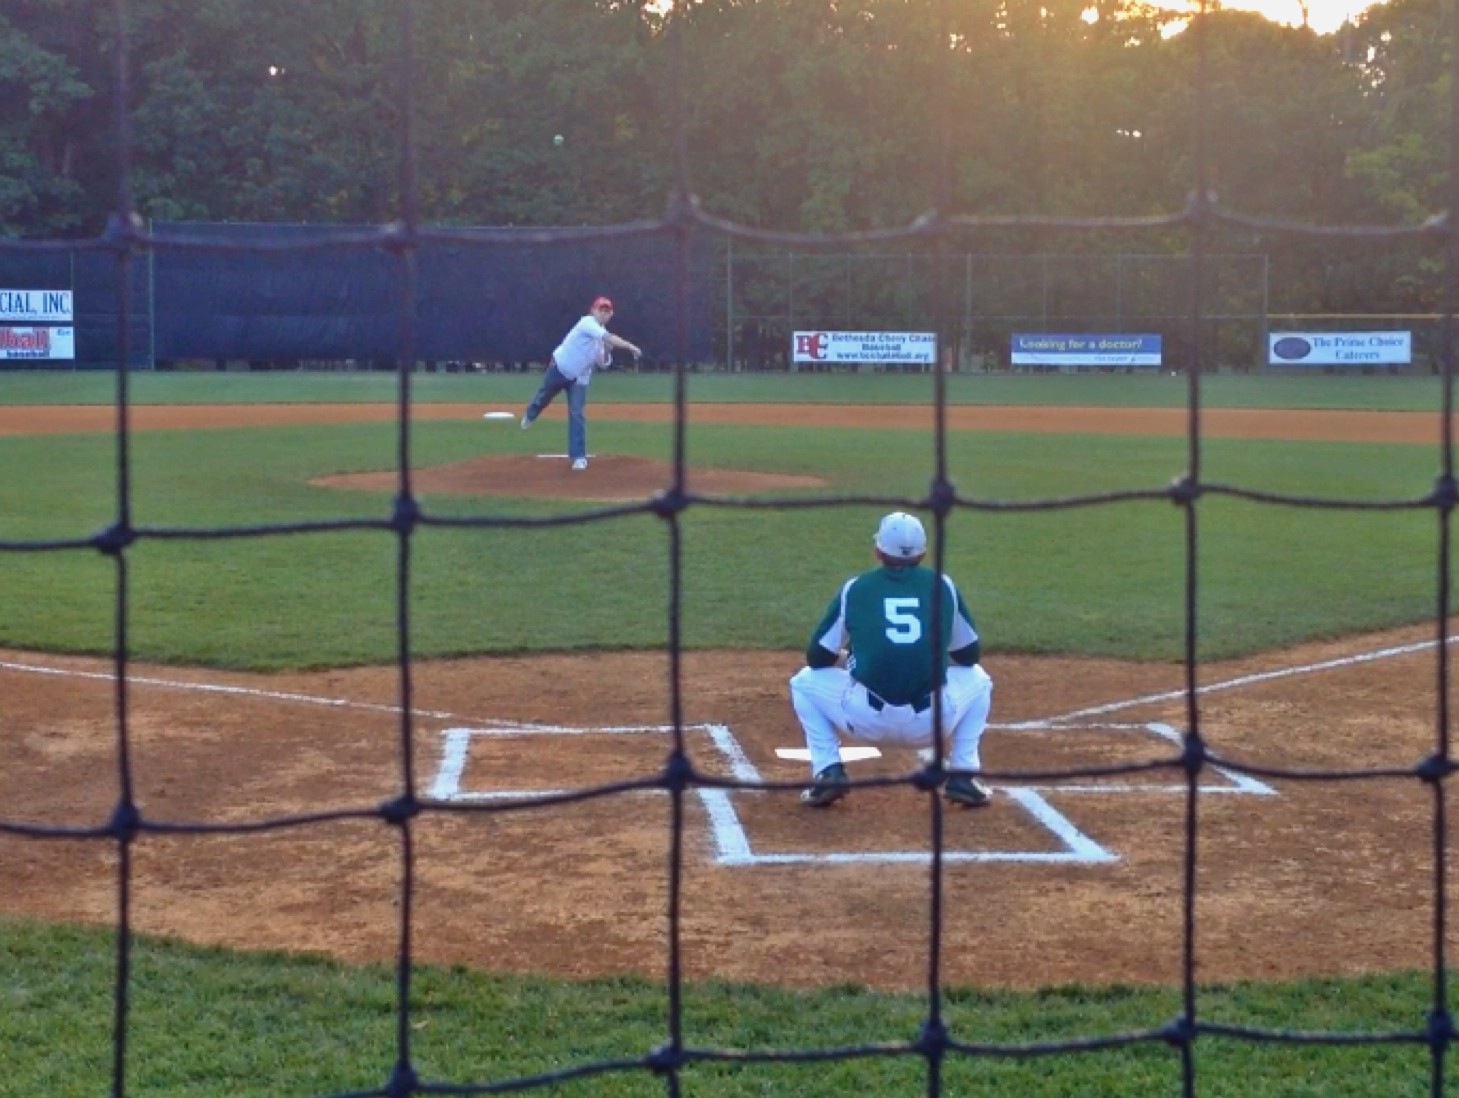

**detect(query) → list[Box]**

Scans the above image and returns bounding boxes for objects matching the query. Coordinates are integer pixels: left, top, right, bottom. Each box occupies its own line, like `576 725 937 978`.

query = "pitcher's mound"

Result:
312 454 827 501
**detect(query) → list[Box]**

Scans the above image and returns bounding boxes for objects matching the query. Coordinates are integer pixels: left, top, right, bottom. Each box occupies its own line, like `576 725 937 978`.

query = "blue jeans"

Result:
524 361 588 461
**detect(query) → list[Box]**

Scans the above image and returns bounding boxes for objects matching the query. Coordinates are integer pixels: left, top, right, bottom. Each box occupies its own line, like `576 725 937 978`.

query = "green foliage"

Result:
0 6 92 235
2 0 1452 315
0 0 1431 256
2 919 1456 1096
1346 0 1451 227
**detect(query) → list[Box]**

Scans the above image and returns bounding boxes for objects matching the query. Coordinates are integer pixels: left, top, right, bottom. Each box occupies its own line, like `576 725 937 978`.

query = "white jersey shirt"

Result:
551 315 613 385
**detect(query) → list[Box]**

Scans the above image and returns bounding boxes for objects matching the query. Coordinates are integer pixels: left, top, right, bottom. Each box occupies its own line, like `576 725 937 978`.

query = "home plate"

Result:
482 411 516 420
775 746 882 763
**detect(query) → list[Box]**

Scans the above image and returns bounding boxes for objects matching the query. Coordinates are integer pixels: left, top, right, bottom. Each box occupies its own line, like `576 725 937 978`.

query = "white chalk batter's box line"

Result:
21 631 1425 865
428 720 1274 867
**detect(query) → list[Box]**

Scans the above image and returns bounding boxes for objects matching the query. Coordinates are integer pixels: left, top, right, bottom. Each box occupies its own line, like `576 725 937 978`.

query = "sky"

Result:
648 0 1378 38
1173 0 1382 33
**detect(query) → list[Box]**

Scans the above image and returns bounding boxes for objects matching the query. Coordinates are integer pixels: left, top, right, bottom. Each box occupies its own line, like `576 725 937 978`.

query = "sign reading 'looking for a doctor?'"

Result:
1011 333 1162 367
1268 331 1411 366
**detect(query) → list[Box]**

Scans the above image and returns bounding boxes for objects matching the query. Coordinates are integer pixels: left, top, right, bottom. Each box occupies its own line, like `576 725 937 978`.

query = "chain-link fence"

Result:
718 248 1271 372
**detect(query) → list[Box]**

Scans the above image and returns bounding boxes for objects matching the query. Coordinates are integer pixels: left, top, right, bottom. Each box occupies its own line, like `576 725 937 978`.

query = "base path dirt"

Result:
3 400 1454 993
0 401 1450 445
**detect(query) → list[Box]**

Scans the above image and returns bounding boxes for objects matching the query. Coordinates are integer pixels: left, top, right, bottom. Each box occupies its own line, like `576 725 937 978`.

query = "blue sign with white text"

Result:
1012 333 1162 367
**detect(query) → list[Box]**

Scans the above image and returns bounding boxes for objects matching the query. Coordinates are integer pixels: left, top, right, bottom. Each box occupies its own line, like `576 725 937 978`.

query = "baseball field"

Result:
3 371 1457 1095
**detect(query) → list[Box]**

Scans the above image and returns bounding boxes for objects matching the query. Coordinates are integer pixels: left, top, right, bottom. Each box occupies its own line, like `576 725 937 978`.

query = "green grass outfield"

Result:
0 372 1450 667
3 919 1455 1098
0 368 1453 409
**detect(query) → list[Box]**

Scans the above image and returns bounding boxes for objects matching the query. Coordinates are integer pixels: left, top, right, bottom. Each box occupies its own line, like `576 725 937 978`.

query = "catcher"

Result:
788 511 994 808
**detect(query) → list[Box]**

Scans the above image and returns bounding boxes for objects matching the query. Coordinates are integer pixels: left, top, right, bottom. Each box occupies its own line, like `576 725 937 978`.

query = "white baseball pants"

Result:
788 663 993 778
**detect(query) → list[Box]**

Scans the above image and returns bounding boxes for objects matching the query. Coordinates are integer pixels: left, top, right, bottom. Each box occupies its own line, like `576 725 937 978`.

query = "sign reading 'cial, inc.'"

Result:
0 289 73 324
1268 331 1411 366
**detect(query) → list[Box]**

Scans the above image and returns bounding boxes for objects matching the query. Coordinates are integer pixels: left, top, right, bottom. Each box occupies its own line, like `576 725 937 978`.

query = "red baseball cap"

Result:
591 296 614 312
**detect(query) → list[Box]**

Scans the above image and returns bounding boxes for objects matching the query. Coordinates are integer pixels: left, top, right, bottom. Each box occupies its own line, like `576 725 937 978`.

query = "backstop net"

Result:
2 0 1458 1096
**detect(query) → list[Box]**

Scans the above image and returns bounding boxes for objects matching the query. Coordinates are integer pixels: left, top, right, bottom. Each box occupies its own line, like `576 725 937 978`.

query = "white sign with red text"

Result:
792 330 937 365
0 326 74 360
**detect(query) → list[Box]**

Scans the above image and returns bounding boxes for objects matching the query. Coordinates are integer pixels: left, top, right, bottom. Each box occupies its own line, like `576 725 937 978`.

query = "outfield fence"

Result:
1 234 1442 375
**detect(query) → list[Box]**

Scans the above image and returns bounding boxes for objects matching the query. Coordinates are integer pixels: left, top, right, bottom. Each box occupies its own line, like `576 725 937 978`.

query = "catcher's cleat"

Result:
800 763 850 808
944 775 992 808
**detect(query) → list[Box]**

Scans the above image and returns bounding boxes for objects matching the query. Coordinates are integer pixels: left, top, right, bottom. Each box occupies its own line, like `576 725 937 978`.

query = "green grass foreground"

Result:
1 919 1451 1098
0 418 1444 667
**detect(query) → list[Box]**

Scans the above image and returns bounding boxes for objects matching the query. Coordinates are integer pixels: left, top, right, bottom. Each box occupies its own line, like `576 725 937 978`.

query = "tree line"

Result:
0 0 1451 315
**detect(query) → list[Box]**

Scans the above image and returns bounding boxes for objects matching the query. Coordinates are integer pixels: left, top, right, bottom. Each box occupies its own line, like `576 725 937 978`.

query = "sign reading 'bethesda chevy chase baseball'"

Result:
1268 331 1411 366
1011 333 1162 367
792 331 937 365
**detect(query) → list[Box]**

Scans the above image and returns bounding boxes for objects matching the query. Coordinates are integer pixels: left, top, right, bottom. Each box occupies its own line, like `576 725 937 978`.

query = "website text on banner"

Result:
1011 333 1163 368
791 331 937 365
0 289 75 361
1268 331 1412 367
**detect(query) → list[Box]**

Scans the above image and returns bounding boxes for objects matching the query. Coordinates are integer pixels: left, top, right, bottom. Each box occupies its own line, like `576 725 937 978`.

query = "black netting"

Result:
2 0 1457 1095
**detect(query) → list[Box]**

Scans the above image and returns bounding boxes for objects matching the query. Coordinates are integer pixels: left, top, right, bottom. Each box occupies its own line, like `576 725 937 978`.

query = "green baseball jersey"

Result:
806 564 980 705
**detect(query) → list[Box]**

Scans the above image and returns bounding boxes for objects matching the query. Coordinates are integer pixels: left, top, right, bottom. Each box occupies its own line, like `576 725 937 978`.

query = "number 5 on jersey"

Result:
883 597 922 644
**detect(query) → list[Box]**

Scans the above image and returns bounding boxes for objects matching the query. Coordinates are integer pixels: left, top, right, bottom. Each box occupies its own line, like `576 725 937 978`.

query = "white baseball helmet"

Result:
874 512 927 560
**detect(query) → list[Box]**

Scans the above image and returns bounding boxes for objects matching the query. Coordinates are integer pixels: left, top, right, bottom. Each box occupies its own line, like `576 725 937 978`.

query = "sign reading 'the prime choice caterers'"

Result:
1268 331 1412 366
792 331 937 365
0 289 73 323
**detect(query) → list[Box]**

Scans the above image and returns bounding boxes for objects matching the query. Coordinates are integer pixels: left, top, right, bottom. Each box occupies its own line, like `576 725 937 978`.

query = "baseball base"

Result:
775 746 882 762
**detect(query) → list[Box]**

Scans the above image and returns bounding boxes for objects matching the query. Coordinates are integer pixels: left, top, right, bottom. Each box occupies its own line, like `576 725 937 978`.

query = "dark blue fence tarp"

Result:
0 222 714 368
151 222 714 365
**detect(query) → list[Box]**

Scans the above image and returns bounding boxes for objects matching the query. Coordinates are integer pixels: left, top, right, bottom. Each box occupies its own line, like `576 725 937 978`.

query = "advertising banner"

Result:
1267 331 1411 366
1011 333 1162 367
0 289 73 323
791 330 937 365
0 326 75 360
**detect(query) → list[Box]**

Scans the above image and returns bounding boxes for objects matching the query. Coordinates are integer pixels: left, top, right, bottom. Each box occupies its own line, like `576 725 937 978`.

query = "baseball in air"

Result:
553 134 564 147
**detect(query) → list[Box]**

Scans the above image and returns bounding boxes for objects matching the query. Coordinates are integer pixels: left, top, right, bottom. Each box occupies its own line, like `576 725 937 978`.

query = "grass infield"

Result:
0 384 1443 666
0 369 1453 409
